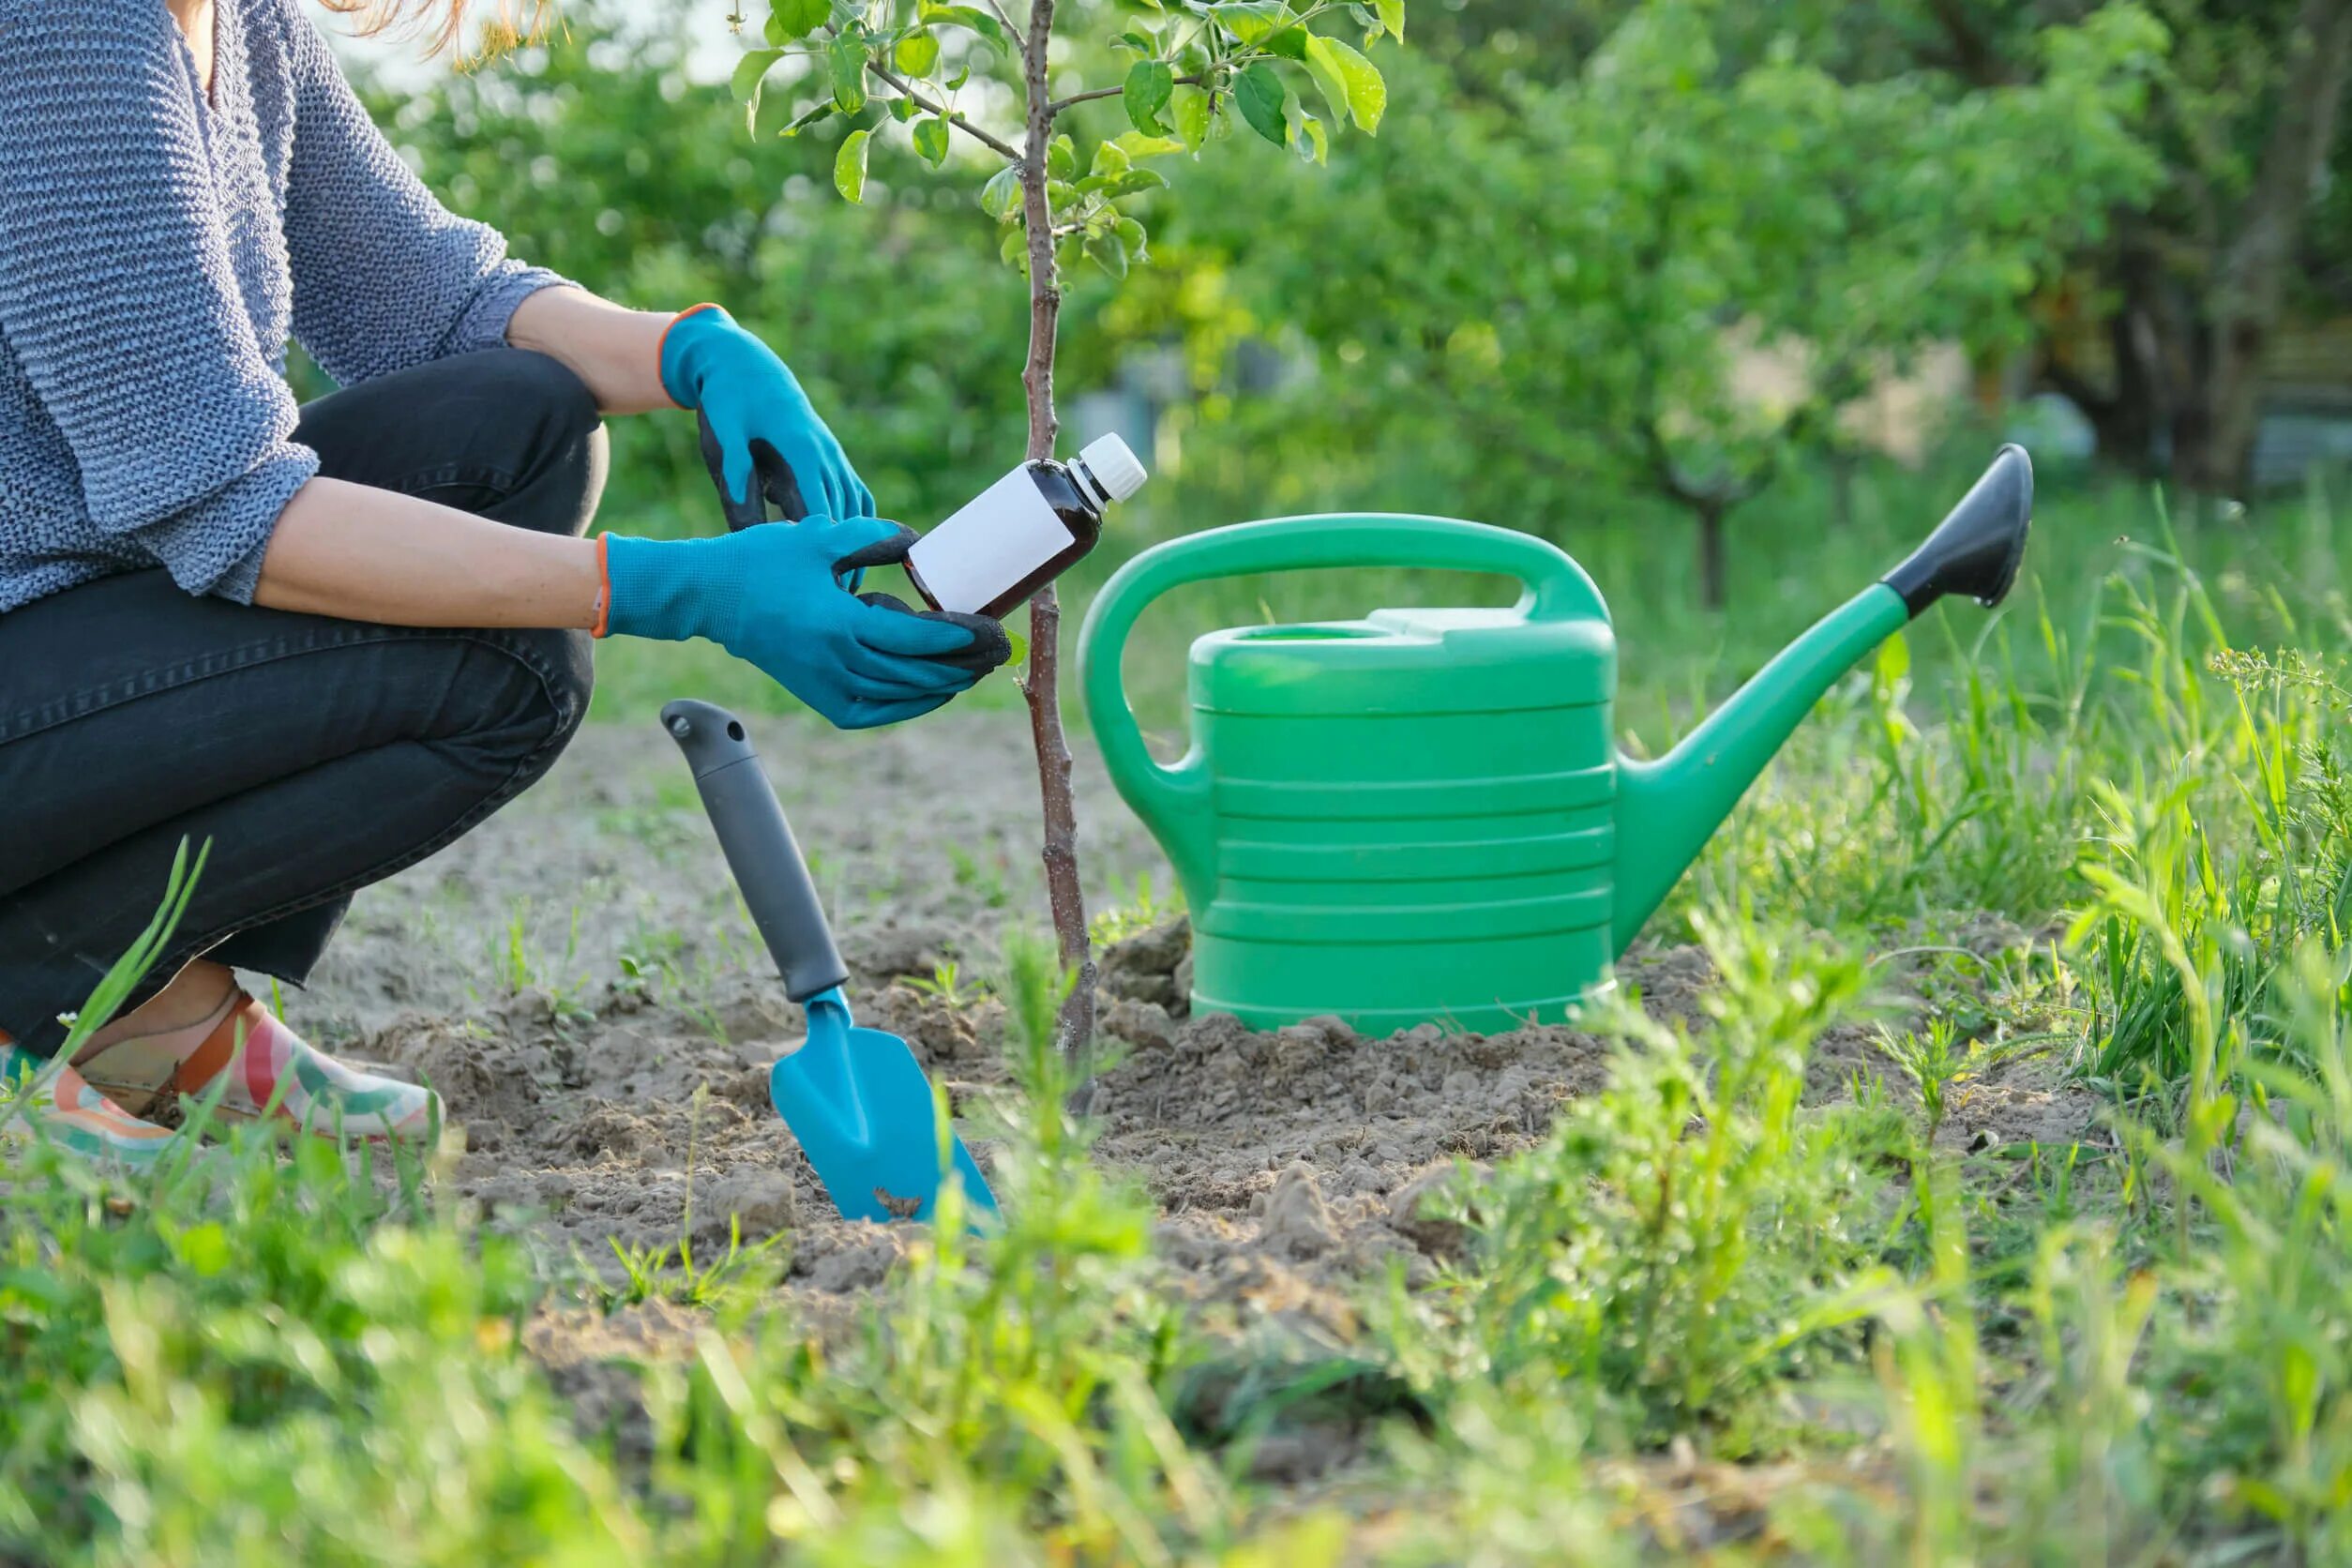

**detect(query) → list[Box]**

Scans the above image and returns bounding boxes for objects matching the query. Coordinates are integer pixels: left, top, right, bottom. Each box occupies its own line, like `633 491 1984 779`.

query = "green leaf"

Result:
980 162 1023 220
1115 214 1148 263
917 2 1008 50
1124 59 1174 137
1301 40 1349 123
1112 129 1186 159
771 0 829 40
895 30 941 76
835 127 871 203
783 99 838 136
1000 225 1029 269
913 114 951 167
1876 629 1910 686
1088 139 1132 180
764 10 788 44
1262 25 1310 61
1084 168 1169 200
731 48 783 103
1375 0 1404 40
1235 62 1288 146
1085 229 1129 279
1207 2 1290 44
1305 34 1385 131
1047 134 1078 180
1293 107 1328 164
1170 83 1212 152
830 33 869 113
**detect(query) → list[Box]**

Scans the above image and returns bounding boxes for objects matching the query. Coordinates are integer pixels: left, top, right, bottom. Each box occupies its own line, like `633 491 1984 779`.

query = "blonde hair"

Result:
316 1 549 58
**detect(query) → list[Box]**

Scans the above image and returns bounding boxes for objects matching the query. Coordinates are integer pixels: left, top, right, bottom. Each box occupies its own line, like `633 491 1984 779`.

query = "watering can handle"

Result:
1077 513 1604 866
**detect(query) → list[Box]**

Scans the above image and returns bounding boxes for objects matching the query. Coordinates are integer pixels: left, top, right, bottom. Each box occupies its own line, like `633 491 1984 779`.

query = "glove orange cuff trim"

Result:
592 533 613 639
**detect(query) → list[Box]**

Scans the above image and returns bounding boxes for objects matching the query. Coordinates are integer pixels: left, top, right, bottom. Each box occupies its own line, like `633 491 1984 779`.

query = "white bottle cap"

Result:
1078 434 1148 504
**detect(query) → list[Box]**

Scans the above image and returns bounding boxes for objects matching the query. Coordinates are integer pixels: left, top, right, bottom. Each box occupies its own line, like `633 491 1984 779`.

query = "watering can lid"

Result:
1188 607 1615 716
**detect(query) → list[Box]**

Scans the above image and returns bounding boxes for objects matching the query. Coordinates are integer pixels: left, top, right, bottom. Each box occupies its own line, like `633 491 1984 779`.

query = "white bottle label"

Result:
908 468 1076 614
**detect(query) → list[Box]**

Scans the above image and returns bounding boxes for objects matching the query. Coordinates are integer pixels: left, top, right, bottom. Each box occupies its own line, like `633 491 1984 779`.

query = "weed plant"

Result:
1385 912 1906 1452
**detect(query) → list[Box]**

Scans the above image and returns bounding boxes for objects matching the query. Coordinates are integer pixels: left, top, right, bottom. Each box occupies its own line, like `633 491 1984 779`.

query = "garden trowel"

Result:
661 698 996 1224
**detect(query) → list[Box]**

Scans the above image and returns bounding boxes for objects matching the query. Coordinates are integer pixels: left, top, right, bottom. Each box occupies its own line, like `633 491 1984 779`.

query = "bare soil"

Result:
279 710 2092 1396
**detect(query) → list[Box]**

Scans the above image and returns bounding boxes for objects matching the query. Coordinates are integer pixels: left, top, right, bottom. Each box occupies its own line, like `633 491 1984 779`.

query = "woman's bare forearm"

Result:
251 286 690 625
252 476 603 628
505 287 679 415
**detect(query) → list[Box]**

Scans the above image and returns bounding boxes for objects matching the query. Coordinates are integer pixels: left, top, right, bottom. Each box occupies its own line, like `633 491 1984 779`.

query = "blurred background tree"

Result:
1149 1 2161 604
1909 0 2352 493
1380 0 2352 495
349 0 2352 605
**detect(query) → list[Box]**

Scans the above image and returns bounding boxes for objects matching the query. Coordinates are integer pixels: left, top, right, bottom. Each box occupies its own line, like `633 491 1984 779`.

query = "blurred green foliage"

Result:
730 0 1403 272
364 0 2352 564
361 8 1042 532
351 0 2351 719
1155 4 2164 602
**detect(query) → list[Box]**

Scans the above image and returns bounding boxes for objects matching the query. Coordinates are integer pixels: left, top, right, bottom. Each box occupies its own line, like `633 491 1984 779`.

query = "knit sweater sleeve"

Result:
275 0 571 385
0 2 317 602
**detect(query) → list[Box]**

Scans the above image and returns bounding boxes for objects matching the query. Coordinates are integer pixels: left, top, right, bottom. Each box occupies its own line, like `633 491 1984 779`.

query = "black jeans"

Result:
0 349 607 1057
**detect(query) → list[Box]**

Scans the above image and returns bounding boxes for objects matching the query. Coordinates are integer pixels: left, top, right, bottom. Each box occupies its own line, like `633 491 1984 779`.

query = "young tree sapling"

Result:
729 0 1407 1059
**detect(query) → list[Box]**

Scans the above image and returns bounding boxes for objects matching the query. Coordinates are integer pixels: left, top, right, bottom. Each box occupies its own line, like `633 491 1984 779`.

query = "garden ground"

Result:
11 479 2352 1562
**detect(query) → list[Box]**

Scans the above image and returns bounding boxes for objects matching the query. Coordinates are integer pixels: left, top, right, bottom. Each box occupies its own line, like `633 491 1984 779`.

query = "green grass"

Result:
14 457 2352 1559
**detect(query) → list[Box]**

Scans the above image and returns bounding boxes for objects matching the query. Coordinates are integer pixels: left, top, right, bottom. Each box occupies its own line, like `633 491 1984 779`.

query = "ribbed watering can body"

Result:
1078 515 1628 1033
1182 609 1622 1031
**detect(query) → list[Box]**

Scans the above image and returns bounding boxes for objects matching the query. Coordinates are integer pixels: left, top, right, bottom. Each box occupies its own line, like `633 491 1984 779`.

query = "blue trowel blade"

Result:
769 1000 998 1224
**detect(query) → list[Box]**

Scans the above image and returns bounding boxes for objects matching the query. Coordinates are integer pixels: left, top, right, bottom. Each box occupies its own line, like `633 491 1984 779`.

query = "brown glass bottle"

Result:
906 435 1147 621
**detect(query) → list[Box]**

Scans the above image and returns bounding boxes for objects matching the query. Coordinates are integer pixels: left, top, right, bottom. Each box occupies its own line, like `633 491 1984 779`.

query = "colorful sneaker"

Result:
0 1037 182 1168
77 993 440 1144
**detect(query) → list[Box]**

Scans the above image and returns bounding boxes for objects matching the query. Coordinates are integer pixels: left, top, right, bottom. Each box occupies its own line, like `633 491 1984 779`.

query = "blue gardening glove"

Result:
598 519 1012 731
664 304 874 528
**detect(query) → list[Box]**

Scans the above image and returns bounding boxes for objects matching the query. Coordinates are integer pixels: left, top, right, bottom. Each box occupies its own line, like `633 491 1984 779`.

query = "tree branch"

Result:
983 0 1024 47
1046 74 1206 117
871 65 1026 162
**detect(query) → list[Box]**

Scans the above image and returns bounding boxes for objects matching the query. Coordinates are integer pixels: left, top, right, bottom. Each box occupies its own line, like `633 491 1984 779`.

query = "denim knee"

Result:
462 350 610 539
437 624 595 789
481 349 602 450
508 624 596 760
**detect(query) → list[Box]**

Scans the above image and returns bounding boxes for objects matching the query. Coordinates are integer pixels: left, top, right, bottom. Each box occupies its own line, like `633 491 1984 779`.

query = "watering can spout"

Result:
1608 446 2033 954
1881 444 2035 614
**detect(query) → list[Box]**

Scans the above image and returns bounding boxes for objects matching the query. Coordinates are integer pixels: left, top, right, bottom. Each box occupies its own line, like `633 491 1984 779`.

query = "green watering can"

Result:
1079 446 2033 1033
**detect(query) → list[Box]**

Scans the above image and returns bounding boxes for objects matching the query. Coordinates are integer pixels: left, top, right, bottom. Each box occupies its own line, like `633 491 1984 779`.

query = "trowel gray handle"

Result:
660 699 847 1003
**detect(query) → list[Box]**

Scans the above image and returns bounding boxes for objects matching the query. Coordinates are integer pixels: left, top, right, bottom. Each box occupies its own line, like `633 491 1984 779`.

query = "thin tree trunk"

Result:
1015 0 1098 1065
2103 239 2168 475
2176 0 2352 492
1696 503 1726 611
2036 234 2175 475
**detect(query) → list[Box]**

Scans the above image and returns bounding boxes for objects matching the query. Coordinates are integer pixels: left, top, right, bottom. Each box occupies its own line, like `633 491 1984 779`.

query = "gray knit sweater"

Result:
0 0 568 612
